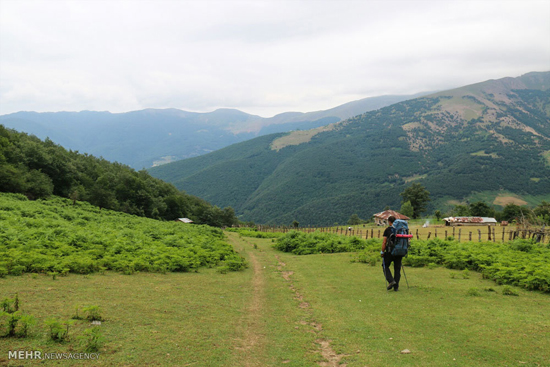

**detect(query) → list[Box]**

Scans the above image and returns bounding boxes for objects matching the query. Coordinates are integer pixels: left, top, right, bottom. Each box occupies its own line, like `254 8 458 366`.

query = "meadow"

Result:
1 197 549 366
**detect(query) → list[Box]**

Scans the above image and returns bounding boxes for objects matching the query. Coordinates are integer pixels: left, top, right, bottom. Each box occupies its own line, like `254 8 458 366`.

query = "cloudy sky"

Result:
0 0 549 117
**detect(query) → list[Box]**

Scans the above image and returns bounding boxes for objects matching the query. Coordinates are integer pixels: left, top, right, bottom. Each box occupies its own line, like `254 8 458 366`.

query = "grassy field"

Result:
1 233 549 366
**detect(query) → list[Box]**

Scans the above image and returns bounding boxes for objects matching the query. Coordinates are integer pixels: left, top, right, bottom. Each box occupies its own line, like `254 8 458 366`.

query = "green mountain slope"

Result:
0 95 422 169
149 72 550 225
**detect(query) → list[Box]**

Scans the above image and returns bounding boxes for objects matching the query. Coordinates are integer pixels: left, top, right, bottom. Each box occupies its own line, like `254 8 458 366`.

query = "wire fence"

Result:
253 224 550 244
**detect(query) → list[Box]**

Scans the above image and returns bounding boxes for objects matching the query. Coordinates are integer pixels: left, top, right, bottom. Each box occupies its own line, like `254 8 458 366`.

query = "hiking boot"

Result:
394 287 399 292
387 281 396 290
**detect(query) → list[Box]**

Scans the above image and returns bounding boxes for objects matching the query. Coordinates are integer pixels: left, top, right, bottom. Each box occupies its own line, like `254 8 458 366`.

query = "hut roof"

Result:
443 217 497 224
176 218 194 223
373 210 410 221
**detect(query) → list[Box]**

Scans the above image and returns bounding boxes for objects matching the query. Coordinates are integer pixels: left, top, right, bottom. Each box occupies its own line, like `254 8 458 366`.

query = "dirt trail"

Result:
228 234 265 366
275 255 347 367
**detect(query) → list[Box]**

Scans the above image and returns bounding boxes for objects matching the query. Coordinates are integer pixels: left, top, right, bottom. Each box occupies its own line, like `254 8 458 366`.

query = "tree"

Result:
434 210 442 221
347 214 362 225
400 201 414 219
453 205 470 216
469 201 494 217
292 220 299 228
400 183 430 219
501 204 528 222
534 201 550 224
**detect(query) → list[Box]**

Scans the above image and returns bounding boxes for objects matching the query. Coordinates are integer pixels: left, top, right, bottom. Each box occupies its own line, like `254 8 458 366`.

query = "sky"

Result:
0 0 549 117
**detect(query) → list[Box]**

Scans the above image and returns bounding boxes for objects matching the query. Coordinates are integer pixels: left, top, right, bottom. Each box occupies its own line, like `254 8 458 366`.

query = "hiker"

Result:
381 216 403 291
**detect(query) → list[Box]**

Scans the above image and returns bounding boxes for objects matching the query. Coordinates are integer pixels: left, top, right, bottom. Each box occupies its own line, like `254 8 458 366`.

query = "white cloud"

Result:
1 0 549 117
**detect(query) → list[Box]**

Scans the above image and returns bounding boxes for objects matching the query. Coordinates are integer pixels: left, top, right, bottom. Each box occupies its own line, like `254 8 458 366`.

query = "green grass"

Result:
272 246 550 366
2 235 548 366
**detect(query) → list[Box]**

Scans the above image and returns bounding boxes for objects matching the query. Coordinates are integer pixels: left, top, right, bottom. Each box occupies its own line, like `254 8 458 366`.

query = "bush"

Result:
502 285 519 296
82 305 104 321
45 318 74 342
274 231 371 255
467 288 481 296
80 326 105 352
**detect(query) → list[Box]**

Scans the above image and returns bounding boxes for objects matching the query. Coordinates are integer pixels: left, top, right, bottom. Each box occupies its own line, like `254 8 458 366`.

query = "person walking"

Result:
381 216 403 291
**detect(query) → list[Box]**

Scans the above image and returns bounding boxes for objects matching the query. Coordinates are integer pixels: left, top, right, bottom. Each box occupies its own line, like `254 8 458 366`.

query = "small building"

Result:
443 217 497 226
373 210 410 226
175 218 194 224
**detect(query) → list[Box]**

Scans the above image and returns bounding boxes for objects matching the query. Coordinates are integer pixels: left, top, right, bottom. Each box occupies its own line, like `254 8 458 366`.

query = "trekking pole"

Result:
401 263 410 289
382 258 388 289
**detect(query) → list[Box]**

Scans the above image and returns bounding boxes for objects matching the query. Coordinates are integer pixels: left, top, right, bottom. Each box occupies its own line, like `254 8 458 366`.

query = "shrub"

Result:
502 285 519 296
467 288 481 296
80 327 105 352
82 305 104 321
45 318 74 342
19 313 36 337
274 231 371 255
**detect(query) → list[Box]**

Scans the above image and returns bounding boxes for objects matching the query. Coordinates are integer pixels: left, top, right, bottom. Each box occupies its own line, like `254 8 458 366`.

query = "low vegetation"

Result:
273 230 376 255
274 231 550 293
225 227 284 239
0 193 247 276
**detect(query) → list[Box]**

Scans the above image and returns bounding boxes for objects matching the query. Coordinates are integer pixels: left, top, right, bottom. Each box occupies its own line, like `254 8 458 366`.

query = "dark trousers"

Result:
382 253 402 288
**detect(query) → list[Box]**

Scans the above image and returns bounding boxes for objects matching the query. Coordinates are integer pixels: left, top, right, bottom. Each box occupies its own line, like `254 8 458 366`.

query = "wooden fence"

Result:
254 225 550 244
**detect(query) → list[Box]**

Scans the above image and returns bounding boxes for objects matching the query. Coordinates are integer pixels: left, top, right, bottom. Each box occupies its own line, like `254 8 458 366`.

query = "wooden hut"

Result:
373 210 410 226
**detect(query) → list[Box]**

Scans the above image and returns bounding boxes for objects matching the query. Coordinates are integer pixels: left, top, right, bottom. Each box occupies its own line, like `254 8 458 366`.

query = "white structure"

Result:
443 217 497 226
175 218 194 223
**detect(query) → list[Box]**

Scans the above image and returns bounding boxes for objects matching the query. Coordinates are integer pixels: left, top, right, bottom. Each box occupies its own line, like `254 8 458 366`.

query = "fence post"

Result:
469 232 472 241
416 229 419 240
492 228 496 243
435 229 438 238
427 232 431 239
445 230 448 239
488 225 492 241
502 229 505 242
378 230 381 238
458 229 461 242
478 229 481 242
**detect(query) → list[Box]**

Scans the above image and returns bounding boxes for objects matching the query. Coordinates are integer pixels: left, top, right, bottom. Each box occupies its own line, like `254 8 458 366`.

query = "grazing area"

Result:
2 229 549 366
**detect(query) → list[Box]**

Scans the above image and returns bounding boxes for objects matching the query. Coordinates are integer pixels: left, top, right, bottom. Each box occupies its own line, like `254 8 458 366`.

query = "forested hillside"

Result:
0 95 422 169
0 126 237 226
149 72 550 225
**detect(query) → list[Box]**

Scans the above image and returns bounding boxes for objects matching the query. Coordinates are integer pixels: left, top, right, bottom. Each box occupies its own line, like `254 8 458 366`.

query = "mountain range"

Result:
0 93 426 169
148 72 550 225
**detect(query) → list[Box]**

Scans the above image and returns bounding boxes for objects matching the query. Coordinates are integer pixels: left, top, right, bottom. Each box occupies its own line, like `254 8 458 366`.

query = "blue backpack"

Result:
388 219 412 256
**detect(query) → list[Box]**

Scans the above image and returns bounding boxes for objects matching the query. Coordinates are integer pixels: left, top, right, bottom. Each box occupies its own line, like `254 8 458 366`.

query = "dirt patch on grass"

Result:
316 339 348 367
275 255 348 366
282 271 293 280
493 196 528 206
